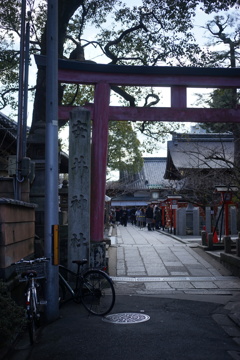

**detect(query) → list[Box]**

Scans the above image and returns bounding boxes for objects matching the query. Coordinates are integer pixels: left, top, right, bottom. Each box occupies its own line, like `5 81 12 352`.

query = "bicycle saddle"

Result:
21 270 38 278
72 259 88 266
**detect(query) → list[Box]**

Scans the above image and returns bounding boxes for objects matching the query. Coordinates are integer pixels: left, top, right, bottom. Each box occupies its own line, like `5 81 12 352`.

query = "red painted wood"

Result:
53 59 240 243
58 69 240 88
59 105 240 123
107 107 240 123
171 86 187 107
90 82 110 242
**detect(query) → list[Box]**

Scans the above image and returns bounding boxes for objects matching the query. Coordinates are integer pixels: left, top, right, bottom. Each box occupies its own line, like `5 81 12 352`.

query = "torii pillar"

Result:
45 55 239 250
33 55 240 266
90 82 110 243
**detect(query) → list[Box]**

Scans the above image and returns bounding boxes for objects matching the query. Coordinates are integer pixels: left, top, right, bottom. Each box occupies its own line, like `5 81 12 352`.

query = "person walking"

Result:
135 208 141 228
121 208 128 227
154 206 162 230
146 204 154 231
115 207 123 226
130 207 137 225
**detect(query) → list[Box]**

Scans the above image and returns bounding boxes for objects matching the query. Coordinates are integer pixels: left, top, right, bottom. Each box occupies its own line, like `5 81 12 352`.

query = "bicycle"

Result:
13 257 48 344
59 259 115 316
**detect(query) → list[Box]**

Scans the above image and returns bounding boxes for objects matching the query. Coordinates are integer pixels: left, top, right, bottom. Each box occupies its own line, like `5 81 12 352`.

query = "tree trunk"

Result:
27 0 84 242
29 0 83 137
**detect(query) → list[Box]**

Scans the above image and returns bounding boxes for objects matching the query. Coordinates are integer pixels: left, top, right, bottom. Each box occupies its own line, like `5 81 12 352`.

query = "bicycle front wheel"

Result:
27 289 40 344
81 270 115 316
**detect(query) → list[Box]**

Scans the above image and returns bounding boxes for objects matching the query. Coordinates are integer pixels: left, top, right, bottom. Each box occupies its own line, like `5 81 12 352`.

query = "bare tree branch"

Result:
104 22 148 64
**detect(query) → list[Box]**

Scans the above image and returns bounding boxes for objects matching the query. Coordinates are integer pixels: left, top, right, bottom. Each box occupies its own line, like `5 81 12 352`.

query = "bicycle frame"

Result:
59 265 82 299
26 278 38 313
59 263 115 316
25 272 42 344
59 264 103 300
13 257 48 344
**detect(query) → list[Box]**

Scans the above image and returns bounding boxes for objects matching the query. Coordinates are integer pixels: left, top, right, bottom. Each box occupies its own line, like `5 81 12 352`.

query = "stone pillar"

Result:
224 236 231 254
236 234 240 257
193 207 199 236
208 233 213 250
176 208 186 236
68 108 91 271
205 207 211 233
201 231 207 246
230 206 237 235
186 203 194 235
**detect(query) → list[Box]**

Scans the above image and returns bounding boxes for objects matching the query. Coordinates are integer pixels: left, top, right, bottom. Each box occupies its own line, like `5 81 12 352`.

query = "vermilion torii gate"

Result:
36 56 240 243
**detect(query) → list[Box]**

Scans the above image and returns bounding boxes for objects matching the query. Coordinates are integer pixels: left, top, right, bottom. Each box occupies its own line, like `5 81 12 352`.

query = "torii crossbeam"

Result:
35 55 240 242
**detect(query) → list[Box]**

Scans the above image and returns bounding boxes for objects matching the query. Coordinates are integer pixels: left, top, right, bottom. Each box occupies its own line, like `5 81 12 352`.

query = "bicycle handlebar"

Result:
12 257 50 266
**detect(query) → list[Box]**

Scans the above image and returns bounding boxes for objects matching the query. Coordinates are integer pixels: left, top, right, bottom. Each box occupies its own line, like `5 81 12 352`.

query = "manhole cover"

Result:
103 313 150 324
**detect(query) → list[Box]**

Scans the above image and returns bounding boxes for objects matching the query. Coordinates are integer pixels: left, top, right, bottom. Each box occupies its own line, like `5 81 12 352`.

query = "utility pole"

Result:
44 0 59 322
22 14 31 158
15 0 26 200
16 2 31 200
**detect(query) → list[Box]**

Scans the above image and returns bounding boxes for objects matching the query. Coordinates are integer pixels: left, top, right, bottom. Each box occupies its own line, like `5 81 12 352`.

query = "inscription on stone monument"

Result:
68 108 91 270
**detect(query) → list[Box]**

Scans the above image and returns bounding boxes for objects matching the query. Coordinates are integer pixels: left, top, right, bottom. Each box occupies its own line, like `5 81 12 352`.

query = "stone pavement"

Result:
109 224 240 299
108 223 240 358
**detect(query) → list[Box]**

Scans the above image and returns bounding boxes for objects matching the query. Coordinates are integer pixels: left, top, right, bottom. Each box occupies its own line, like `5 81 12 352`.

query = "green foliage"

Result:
0 0 47 111
207 89 239 109
108 121 143 173
194 13 240 135
203 14 240 67
0 281 26 346
0 0 238 173
61 84 94 106
0 0 21 110
97 2 199 66
197 88 240 134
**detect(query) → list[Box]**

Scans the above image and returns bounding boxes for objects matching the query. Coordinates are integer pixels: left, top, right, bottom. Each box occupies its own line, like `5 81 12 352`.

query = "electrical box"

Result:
8 155 16 176
29 161 35 183
21 157 31 177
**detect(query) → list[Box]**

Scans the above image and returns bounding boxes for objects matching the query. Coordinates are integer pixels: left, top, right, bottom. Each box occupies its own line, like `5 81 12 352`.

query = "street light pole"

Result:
44 0 59 322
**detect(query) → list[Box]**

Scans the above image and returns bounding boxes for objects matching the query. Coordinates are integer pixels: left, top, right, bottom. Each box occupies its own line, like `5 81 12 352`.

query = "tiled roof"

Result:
126 157 170 190
0 111 18 143
169 141 233 169
164 132 234 179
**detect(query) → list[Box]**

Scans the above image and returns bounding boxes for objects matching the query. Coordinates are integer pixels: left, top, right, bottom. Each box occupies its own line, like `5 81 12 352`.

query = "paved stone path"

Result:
111 224 240 297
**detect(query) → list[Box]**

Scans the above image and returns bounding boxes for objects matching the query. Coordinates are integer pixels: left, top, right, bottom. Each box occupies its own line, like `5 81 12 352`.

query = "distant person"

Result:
115 207 122 226
130 207 137 225
154 207 162 230
121 208 128 227
146 204 154 231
